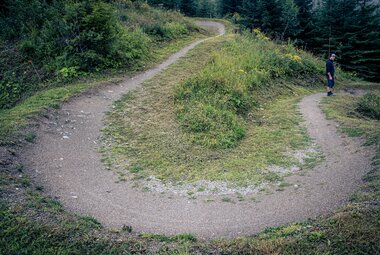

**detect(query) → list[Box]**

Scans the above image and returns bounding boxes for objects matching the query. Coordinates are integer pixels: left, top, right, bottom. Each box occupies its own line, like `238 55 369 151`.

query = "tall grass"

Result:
116 1 199 40
175 29 324 149
356 92 380 120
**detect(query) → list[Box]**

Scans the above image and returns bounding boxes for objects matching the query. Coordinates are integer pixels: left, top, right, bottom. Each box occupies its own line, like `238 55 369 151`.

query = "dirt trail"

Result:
23 22 374 239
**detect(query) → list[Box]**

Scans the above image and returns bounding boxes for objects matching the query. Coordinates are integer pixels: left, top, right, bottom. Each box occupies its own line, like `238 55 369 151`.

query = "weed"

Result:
20 177 30 187
24 132 36 143
15 162 23 172
221 197 234 203
130 165 143 174
276 182 291 191
197 187 206 192
122 225 133 233
141 233 197 243
79 216 102 230
340 127 364 137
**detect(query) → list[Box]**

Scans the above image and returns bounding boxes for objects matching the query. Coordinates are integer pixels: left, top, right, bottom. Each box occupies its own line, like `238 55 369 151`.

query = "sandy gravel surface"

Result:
22 22 374 239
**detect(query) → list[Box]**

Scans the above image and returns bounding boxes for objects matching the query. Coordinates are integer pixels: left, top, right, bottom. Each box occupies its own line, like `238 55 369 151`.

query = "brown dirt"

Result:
20 23 374 239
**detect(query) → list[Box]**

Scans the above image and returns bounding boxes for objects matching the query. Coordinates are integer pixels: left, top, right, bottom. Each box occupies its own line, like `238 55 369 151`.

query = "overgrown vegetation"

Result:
356 92 380 120
101 30 324 187
175 29 322 149
0 1 207 144
322 92 380 146
0 0 199 109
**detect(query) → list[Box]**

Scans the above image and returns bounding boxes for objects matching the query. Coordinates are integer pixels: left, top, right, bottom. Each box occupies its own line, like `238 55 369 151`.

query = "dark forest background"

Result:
0 0 379 109
148 0 380 81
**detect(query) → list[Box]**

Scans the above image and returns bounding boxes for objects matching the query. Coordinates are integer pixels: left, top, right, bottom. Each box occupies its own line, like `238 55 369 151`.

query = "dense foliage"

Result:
0 0 197 109
150 0 380 81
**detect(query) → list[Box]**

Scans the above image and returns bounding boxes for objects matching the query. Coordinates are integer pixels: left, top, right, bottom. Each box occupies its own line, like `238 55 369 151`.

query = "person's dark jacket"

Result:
326 59 335 79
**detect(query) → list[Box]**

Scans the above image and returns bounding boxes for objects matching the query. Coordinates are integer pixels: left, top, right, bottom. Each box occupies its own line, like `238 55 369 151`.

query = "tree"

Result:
147 0 180 9
279 0 300 39
196 0 218 17
293 0 313 45
239 0 260 28
180 0 196 16
338 0 380 80
310 0 380 80
219 0 242 15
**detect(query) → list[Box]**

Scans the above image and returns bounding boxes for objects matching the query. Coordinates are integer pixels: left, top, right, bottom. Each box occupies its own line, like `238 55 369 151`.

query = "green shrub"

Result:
0 0 199 110
118 3 197 40
0 79 23 109
0 0 168 109
356 93 380 120
22 1 151 72
0 42 45 109
146 22 189 39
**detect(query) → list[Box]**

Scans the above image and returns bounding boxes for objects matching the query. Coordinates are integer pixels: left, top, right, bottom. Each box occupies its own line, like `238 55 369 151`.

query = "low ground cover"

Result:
101 30 325 188
1 15 378 254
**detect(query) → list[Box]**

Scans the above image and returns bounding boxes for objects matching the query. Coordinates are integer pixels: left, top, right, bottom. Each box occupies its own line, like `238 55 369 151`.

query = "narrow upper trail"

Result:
23 22 374 239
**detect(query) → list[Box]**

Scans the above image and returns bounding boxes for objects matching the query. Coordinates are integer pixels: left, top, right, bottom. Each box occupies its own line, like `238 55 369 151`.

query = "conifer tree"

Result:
339 0 380 80
220 0 242 15
180 0 196 16
196 0 218 17
293 0 313 45
147 0 180 9
239 0 260 28
279 0 300 39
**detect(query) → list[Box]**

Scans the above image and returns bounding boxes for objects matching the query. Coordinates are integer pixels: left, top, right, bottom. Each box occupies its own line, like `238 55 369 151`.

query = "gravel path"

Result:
22 22 374 239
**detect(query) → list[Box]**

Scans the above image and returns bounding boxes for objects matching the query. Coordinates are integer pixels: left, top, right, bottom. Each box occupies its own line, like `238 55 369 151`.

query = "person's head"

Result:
330 53 336 61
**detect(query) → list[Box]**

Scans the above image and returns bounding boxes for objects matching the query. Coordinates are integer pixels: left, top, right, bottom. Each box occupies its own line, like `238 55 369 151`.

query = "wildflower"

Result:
253 28 261 34
292 55 302 62
253 28 270 41
285 53 302 62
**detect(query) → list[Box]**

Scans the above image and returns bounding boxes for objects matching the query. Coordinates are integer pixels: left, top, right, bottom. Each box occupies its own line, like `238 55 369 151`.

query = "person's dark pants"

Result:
327 79 335 89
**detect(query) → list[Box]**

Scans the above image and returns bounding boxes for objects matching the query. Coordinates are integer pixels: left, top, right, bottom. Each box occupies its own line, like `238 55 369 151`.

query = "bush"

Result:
356 93 380 120
0 80 22 109
0 42 45 108
117 3 197 40
20 1 151 72
145 22 189 39
1 0 184 109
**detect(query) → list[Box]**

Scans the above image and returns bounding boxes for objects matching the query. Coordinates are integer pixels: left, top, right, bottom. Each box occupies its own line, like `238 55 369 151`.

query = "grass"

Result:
321 91 380 146
1 18 379 255
174 30 324 149
140 233 197 243
356 92 380 120
0 22 209 145
101 32 322 188
320 89 380 206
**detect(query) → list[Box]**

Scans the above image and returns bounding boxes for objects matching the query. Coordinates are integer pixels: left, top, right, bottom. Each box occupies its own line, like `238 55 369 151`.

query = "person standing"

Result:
326 53 336 96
